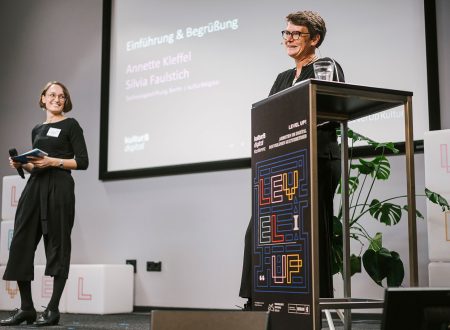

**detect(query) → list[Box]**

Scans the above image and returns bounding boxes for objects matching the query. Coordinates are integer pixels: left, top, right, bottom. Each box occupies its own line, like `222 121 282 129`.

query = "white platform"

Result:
0 220 46 266
1 264 134 314
0 221 14 265
424 129 450 285
1 175 29 221
65 264 134 314
429 262 450 287
0 266 21 310
32 265 68 312
426 198 450 261
0 265 68 312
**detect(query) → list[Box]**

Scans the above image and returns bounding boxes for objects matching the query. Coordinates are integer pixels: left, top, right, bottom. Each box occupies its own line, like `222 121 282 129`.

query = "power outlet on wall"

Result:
147 261 162 272
126 259 137 273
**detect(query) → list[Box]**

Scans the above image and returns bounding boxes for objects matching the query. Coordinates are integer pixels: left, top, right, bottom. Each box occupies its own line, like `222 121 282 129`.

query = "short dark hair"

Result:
39 81 73 113
286 11 327 48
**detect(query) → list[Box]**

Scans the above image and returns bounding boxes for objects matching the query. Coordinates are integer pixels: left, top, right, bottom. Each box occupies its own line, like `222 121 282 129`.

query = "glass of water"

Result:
313 60 334 81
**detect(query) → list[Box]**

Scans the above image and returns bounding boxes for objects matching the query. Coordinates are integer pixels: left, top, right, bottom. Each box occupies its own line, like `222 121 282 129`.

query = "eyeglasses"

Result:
281 30 310 40
46 92 66 101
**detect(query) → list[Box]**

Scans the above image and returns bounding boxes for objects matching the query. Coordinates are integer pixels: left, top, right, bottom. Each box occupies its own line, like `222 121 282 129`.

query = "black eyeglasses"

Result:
281 30 310 40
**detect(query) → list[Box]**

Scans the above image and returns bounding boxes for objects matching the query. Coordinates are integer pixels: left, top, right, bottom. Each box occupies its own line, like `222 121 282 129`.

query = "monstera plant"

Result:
331 130 450 287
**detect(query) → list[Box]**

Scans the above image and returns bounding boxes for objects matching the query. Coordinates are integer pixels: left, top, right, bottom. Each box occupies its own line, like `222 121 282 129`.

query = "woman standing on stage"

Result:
1 81 89 327
239 10 344 309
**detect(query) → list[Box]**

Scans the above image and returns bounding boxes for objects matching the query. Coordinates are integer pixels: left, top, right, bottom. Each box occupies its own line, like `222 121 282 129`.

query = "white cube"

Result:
426 198 450 261
65 264 134 314
0 220 47 266
0 221 14 265
429 262 450 287
0 266 21 310
424 131 450 262
424 130 450 193
2 175 29 221
31 265 67 312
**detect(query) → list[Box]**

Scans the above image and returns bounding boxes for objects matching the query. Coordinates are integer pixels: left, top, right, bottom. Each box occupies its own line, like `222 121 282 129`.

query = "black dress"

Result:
239 58 344 299
3 118 88 281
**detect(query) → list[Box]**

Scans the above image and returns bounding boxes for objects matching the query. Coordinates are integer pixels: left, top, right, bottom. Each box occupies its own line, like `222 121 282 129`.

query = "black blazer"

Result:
269 57 345 159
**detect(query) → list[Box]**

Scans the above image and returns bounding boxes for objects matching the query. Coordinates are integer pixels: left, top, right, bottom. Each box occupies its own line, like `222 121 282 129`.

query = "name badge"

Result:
47 127 61 137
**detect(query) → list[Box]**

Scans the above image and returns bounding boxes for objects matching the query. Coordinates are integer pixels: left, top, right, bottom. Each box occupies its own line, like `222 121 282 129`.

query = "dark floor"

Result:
0 310 381 329
0 311 150 330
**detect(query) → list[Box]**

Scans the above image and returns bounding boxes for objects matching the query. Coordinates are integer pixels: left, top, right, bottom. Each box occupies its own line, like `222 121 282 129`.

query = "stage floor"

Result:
0 310 382 329
0 311 150 329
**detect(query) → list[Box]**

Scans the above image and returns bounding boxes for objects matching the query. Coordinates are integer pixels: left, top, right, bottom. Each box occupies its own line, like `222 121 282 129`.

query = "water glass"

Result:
313 60 334 81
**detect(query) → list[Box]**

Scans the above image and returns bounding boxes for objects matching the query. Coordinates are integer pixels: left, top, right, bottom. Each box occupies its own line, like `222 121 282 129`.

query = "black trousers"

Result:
3 169 75 281
239 157 341 299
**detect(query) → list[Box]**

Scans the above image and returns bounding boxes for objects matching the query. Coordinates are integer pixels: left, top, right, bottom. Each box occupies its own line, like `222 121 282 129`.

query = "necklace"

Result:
304 54 318 66
293 54 319 83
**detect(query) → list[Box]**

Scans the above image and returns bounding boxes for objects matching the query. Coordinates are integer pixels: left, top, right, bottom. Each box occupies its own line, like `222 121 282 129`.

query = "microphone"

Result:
9 148 25 179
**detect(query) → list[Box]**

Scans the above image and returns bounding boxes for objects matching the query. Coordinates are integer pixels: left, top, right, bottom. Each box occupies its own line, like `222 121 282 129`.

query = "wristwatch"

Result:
59 159 64 168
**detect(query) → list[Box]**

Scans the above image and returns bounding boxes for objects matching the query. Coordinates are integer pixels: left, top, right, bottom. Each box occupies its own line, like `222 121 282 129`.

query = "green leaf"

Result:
372 156 390 180
350 254 362 276
378 247 392 258
332 215 343 237
369 199 402 226
337 176 359 194
352 158 375 175
370 141 399 154
368 232 382 251
338 129 375 145
362 249 385 286
402 205 424 219
362 248 404 287
351 156 390 180
425 188 450 211
386 251 404 287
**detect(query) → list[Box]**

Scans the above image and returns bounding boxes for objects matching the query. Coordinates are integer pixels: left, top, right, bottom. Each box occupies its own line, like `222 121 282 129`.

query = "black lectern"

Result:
251 79 416 330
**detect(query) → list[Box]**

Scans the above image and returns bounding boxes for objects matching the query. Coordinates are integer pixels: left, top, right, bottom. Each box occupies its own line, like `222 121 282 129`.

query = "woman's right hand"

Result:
9 157 22 169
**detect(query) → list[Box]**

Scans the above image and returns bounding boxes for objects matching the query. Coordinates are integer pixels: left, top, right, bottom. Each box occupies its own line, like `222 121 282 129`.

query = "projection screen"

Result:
100 0 438 179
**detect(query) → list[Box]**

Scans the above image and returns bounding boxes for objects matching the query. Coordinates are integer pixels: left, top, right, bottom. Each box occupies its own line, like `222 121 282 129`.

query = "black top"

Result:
269 57 345 159
31 117 89 171
269 57 345 95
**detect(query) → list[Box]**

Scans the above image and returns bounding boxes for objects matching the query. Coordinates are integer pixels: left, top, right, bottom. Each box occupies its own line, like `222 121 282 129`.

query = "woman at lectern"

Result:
239 10 344 310
1 81 88 327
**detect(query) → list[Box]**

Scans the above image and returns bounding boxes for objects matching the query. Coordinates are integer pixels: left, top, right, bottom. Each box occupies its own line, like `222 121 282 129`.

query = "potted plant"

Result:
331 130 450 286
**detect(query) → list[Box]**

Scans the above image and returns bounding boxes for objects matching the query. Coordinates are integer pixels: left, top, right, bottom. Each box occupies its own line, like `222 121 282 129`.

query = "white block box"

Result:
429 262 450 287
424 129 450 193
0 220 47 266
0 221 14 265
2 175 29 221
426 198 450 261
31 265 67 312
424 130 450 261
0 266 21 310
66 264 134 314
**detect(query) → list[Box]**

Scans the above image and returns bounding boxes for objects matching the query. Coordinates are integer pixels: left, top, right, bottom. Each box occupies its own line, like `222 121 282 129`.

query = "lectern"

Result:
251 79 415 330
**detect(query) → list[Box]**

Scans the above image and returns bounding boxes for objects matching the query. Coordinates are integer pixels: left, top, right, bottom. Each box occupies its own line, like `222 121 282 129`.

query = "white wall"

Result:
0 0 448 309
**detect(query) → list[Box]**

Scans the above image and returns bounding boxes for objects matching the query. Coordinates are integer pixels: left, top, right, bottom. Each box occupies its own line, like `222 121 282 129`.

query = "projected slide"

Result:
105 0 429 174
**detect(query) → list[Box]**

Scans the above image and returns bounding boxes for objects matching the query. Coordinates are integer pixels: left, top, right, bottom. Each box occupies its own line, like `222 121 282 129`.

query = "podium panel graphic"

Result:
251 79 415 330
252 86 314 329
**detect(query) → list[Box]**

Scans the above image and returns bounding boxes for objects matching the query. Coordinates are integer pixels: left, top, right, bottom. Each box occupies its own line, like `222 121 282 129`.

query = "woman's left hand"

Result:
27 156 58 168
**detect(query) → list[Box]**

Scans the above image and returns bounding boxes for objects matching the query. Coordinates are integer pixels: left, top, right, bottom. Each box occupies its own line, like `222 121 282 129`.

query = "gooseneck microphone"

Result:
8 148 25 179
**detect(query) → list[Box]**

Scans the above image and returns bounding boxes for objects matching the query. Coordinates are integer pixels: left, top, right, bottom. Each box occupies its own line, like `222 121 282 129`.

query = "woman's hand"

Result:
9 157 22 169
27 156 57 168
